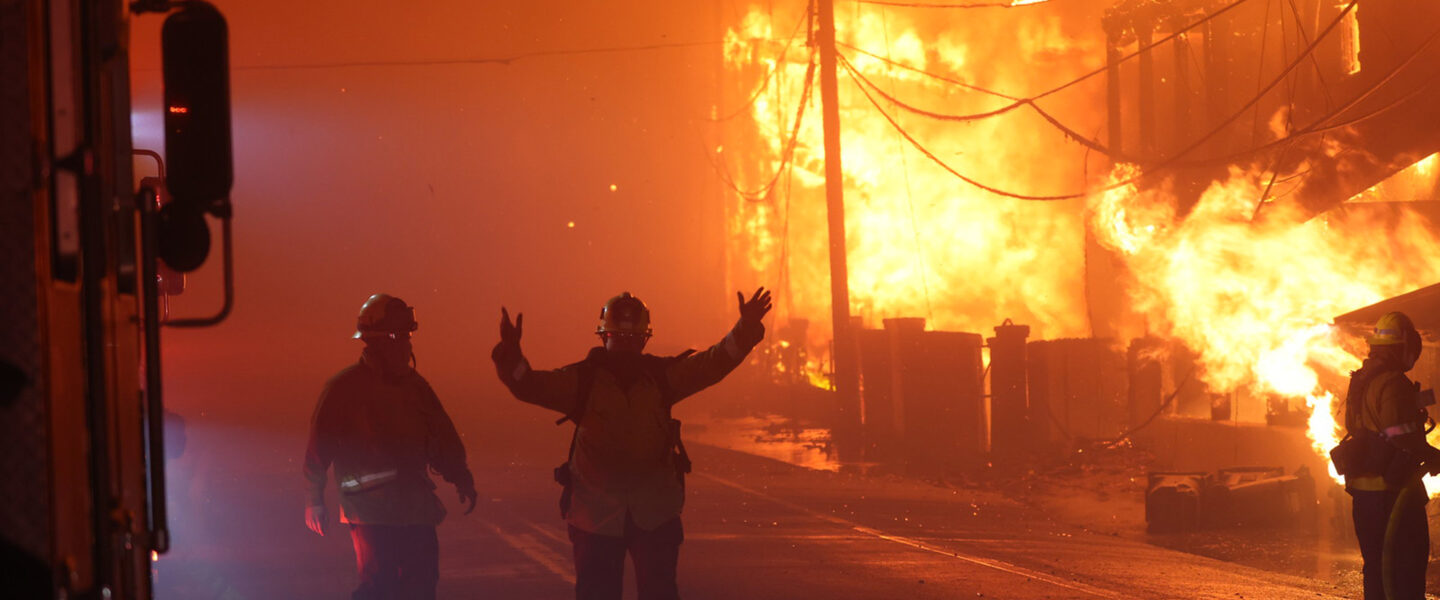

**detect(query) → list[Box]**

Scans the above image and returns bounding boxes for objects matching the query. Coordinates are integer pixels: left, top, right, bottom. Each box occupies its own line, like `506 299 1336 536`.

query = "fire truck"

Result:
1 1 233 598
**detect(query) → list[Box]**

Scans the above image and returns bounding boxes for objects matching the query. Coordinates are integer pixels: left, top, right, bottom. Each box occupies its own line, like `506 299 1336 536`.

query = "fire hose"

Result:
1381 468 1426 600
1382 416 1437 600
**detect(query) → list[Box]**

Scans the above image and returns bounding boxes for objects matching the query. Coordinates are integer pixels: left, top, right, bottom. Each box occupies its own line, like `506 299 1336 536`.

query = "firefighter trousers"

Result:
568 515 683 600
1351 485 1429 600
349 524 439 600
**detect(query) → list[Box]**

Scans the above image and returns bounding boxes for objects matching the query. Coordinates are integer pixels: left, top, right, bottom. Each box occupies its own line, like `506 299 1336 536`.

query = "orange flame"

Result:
719 4 1102 360
720 6 1440 489
1090 159 1440 485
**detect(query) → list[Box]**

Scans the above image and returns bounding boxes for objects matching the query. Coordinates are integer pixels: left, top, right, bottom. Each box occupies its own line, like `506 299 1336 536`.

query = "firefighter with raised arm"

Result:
1334 311 1440 600
492 288 771 600
304 294 477 600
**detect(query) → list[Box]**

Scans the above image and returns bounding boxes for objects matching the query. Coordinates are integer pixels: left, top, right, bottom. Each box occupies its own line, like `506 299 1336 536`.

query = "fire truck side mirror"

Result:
161 1 232 214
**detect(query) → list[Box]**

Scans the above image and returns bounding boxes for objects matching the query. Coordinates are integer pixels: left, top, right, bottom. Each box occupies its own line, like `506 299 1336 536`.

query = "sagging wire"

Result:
709 9 811 123
834 0 1273 164
840 53 1089 201
1140 0 1358 166
705 53 819 203
843 0 1257 108
839 0 1368 201
224 40 726 71
1284 0 1335 111
1247 0 1276 148
838 42 1020 101
1167 23 1440 170
843 59 1131 160
1252 0 1299 222
850 0 1361 168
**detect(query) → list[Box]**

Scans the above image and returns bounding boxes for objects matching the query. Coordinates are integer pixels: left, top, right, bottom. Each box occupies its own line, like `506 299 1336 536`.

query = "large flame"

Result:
718 5 1440 488
718 3 1104 355
1089 159 1440 484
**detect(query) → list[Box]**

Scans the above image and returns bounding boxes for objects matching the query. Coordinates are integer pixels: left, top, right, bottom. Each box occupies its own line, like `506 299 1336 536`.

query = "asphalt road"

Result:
154 403 1357 599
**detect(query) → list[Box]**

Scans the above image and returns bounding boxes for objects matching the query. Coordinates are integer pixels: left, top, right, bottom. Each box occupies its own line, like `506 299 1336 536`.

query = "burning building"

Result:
713 0 1440 481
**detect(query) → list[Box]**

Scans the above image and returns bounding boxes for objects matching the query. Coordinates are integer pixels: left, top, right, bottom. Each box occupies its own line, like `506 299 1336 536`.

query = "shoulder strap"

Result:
645 352 695 476
558 359 596 462
1346 367 1381 430
1355 370 1415 434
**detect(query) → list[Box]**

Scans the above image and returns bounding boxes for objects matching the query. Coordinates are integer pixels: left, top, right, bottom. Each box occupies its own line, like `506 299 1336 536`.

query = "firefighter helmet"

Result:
596 292 651 336
353 293 418 339
1368 311 1418 347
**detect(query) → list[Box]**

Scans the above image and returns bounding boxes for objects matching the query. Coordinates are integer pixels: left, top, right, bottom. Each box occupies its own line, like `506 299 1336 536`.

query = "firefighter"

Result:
304 294 477 600
492 288 771 600
1341 311 1440 600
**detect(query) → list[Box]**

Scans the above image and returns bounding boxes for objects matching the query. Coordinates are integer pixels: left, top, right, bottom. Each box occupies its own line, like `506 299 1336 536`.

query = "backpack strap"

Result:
553 357 597 519
646 351 695 478
558 359 597 451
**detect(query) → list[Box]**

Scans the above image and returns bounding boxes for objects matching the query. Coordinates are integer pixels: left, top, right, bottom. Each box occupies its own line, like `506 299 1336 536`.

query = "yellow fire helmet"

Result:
1367 311 1417 346
353 293 418 339
597 292 652 336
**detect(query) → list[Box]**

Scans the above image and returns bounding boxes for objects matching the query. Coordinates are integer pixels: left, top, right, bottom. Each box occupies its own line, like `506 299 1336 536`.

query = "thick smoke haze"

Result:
128 5 754 589
130 0 739 423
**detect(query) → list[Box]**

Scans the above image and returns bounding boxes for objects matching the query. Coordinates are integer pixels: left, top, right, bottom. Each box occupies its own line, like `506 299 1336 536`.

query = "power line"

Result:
1148 0 1356 165
838 42 1019 101
709 11 812 123
827 0 1261 162
842 0 1257 107
840 54 1084 201
835 0 1388 203
843 61 1128 159
222 39 726 71
707 54 819 202
1169 25 1440 169
1284 0 1335 110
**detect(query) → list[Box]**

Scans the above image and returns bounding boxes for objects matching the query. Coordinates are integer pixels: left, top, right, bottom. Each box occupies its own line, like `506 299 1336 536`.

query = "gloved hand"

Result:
736 287 772 345
737 287 772 324
305 504 328 537
500 307 524 346
458 484 478 515
493 307 524 364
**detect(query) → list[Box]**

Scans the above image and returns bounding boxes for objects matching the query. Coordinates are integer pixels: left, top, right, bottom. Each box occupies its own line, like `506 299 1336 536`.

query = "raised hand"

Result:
500 307 524 347
737 287 773 324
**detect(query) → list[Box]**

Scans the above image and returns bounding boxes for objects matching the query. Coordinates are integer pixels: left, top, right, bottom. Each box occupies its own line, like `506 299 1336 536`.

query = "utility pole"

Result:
815 0 861 437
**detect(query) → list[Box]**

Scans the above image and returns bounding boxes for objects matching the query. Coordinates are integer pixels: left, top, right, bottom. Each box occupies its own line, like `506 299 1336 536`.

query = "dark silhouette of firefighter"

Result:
304 294 477 600
493 288 771 600
1333 311 1440 600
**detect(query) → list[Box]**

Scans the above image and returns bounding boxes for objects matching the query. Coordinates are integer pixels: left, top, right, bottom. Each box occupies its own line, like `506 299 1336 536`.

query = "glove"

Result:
305 504 328 537
493 308 524 365
736 288 772 346
500 307 523 347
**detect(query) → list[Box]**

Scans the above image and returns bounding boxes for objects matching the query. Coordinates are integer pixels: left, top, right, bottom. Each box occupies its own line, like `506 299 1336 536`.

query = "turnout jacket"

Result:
1344 358 1429 492
494 319 762 536
304 352 474 525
